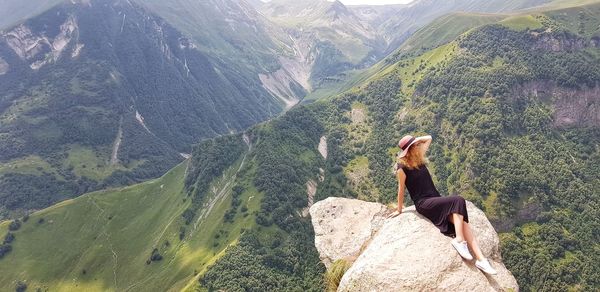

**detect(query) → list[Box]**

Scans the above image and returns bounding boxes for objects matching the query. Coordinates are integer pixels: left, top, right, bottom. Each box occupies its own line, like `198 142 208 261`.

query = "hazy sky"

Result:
339 0 414 5
259 0 416 6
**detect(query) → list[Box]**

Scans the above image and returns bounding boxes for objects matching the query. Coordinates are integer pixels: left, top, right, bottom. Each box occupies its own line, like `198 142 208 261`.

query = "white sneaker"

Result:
451 238 473 260
475 258 498 275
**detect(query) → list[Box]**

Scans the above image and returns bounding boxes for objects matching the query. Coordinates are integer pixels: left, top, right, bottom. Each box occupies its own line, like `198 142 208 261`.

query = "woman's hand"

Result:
387 208 402 218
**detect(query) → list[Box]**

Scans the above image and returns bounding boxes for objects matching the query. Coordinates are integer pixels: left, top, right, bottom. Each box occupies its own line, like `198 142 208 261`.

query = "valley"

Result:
0 0 599 291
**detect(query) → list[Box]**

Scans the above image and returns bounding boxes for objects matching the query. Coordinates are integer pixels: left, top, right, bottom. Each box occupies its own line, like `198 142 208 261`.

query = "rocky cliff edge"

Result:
309 197 519 291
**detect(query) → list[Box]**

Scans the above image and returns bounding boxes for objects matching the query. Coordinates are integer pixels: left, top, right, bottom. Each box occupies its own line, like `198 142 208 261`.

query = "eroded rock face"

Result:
531 33 587 52
0 57 8 75
309 197 388 269
310 197 519 291
512 80 600 128
2 15 78 70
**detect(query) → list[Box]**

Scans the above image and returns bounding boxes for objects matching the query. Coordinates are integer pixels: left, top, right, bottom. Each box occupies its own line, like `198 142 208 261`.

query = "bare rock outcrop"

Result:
2 15 78 70
511 80 600 128
310 197 519 291
0 57 8 75
309 197 388 269
531 33 587 52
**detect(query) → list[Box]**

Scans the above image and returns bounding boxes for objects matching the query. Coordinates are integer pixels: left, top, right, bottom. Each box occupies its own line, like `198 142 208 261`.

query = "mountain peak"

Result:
326 0 351 19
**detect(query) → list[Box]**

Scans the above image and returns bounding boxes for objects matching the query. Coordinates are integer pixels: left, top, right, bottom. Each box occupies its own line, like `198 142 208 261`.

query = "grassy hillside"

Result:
0 112 329 291
304 11 509 102
397 12 506 55
0 134 265 291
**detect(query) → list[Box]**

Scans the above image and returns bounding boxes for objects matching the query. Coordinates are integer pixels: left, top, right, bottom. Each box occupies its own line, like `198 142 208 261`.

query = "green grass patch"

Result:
0 152 263 291
401 12 506 54
395 42 458 95
500 14 544 31
63 145 142 181
343 156 380 201
544 2 600 37
0 155 58 177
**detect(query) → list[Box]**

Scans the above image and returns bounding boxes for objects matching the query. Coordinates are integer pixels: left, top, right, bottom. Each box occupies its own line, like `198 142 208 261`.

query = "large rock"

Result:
310 197 519 292
309 197 388 269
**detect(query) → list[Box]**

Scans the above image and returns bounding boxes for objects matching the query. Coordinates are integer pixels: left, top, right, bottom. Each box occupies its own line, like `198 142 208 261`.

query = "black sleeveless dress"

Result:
397 163 469 237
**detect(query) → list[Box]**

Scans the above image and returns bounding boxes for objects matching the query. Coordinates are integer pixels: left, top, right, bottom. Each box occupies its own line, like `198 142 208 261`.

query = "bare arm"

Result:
396 168 406 213
418 135 432 154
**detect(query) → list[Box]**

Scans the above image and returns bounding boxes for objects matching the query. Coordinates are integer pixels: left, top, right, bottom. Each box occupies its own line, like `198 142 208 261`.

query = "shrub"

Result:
3 233 14 244
181 209 195 225
324 259 351 292
0 244 12 258
149 248 162 262
8 220 21 231
179 227 186 240
15 280 27 292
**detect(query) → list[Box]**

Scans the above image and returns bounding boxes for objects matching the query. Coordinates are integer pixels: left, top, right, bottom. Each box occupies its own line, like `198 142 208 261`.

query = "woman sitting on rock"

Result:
389 134 497 275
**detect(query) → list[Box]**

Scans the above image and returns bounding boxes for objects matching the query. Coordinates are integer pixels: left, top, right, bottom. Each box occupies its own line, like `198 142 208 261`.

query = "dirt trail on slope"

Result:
88 197 119 289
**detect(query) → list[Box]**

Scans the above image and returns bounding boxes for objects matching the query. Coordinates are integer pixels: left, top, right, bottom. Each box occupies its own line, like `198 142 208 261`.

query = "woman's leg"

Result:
462 221 485 260
448 213 465 242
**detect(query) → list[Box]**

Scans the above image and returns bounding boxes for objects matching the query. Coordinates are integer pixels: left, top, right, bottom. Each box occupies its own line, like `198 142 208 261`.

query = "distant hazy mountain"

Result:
258 0 388 83
351 0 554 53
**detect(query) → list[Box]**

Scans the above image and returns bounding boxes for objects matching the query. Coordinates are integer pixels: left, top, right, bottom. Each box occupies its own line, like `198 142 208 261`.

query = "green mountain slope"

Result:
0 0 287 218
395 12 506 55
304 0 560 101
0 133 265 291
0 117 328 291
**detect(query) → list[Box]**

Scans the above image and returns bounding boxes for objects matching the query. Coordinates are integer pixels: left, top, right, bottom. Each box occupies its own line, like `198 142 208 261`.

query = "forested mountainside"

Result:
0 0 286 218
0 0 562 219
1 1 598 291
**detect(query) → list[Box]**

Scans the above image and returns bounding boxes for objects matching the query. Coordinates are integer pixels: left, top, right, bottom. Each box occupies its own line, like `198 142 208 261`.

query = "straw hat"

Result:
397 135 423 158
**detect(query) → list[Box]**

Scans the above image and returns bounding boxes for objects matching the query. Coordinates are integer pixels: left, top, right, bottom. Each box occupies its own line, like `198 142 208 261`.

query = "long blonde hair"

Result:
397 142 428 170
